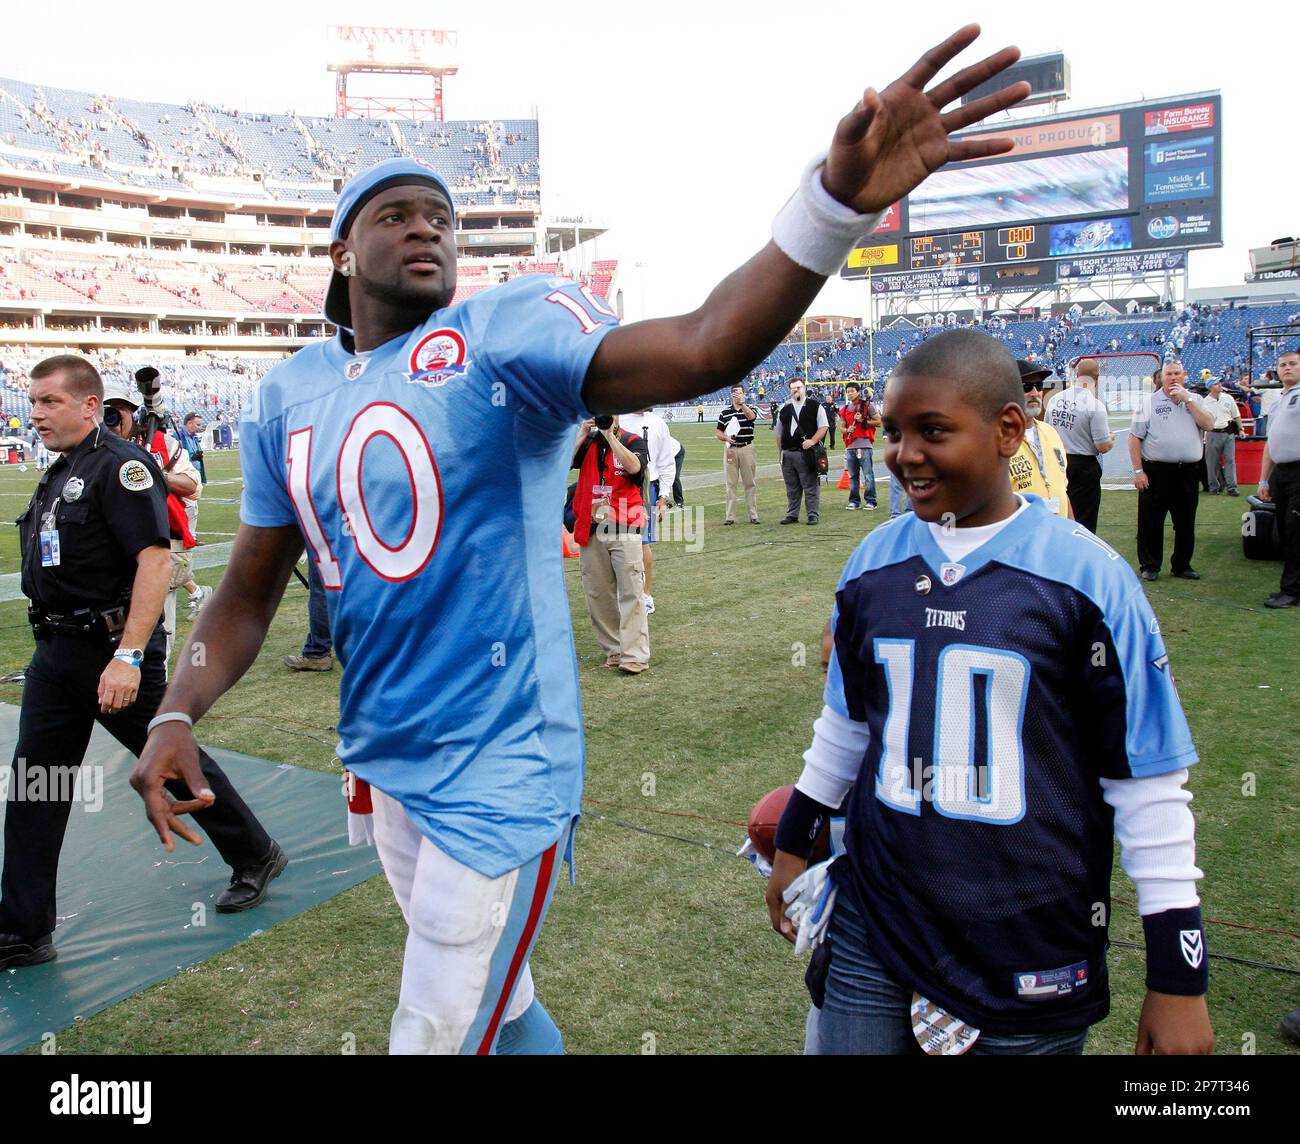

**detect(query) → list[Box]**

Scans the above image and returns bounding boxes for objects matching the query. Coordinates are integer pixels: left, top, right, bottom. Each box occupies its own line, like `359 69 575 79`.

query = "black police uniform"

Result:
0 424 278 950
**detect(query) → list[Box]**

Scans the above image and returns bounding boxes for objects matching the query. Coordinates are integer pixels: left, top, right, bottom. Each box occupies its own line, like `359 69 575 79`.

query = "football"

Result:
746 784 831 864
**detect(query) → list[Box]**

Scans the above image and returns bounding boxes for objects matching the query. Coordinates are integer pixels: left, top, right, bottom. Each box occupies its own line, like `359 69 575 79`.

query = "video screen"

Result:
1048 217 1133 257
908 148 1130 231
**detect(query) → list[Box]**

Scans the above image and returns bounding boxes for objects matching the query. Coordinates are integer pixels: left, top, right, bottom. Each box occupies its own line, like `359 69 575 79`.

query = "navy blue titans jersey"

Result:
824 498 1198 1034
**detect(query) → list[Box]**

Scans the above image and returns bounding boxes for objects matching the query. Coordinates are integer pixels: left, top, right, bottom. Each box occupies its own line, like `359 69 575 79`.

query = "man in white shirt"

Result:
1129 360 1216 581
631 407 677 614
1201 380 1242 496
777 377 829 525
1258 349 1300 607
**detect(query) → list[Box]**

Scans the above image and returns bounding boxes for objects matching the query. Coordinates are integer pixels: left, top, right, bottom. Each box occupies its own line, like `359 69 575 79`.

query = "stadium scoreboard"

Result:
910 232 984 269
842 91 1222 294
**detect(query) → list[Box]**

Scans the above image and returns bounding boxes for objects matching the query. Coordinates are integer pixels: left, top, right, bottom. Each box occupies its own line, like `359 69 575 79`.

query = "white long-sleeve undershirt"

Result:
794 705 1201 916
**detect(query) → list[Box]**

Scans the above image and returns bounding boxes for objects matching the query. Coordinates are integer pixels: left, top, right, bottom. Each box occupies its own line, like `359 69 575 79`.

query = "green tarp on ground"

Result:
0 704 382 1053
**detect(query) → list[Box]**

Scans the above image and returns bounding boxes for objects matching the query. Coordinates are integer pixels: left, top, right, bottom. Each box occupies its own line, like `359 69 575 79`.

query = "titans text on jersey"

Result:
824 497 1198 1034
240 275 619 877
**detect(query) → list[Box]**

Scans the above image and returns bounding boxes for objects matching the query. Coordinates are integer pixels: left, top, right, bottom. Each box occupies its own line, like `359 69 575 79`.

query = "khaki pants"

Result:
162 546 194 663
579 529 649 667
724 445 758 522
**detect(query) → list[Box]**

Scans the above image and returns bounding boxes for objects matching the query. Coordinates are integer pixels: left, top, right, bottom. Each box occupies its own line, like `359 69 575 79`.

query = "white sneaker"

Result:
846 503 858 510
643 594 655 615
187 584 214 617
863 503 877 511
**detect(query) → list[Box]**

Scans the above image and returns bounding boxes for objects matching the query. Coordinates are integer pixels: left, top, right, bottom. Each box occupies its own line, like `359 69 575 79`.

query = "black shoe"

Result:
1265 593 1299 609
780 517 798 525
1171 568 1201 580
722 519 735 526
749 517 761 525
0 931 56 969
806 519 819 526
216 842 288 913
1227 489 1239 497
1140 569 1159 582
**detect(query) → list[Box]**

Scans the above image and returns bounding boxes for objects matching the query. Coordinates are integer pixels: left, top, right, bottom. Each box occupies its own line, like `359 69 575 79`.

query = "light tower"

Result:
327 25 459 121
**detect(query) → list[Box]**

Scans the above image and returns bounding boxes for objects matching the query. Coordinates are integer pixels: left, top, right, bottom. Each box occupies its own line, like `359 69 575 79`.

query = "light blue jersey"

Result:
239 275 619 877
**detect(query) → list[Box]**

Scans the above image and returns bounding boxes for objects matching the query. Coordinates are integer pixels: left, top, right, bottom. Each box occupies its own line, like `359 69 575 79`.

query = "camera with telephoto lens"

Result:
135 366 167 418
589 413 614 438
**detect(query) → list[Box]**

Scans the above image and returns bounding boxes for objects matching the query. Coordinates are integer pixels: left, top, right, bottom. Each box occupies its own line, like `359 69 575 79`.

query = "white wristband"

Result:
147 711 194 735
771 150 887 277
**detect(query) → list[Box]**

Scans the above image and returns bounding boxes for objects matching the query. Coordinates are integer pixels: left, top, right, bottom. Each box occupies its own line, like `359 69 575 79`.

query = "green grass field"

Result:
1 426 1294 1056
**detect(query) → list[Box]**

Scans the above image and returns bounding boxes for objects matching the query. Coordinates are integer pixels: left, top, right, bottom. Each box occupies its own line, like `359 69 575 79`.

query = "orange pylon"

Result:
562 527 580 558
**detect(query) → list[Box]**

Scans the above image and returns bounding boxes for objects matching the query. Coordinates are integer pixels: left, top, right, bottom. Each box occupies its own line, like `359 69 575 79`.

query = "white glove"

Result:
736 837 772 879
782 857 837 955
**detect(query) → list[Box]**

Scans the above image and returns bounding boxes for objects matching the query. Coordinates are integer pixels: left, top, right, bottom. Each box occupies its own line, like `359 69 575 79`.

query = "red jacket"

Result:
148 429 197 548
840 399 876 446
571 429 648 545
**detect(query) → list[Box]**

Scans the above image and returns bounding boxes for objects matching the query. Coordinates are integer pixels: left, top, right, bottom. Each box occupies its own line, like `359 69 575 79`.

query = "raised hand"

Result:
822 24 1031 215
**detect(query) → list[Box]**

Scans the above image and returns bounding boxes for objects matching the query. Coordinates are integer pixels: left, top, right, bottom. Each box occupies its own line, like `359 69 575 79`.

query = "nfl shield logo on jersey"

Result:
940 562 966 586
1180 929 1204 968
408 328 470 387
345 358 369 381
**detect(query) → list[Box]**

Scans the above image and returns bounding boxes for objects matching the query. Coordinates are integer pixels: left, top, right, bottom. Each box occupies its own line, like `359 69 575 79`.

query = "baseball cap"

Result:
1015 359 1054 386
102 380 140 408
324 158 457 331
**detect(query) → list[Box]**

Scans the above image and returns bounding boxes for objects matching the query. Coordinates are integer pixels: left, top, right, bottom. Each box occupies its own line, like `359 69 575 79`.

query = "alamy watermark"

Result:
0 759 104 812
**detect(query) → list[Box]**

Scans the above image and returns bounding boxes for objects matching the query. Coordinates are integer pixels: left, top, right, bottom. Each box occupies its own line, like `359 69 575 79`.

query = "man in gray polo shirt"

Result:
1202 379 1243 496
1129 359 1215 581
1046 357 1115 533
1258 349 1300 607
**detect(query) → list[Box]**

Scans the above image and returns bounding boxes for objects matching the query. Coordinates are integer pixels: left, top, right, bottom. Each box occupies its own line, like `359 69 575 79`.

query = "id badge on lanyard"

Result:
39 499 61 568
591 484 613 524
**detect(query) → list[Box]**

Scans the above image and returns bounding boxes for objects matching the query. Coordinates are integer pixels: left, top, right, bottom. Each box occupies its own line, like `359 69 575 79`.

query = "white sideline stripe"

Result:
0 541 235 603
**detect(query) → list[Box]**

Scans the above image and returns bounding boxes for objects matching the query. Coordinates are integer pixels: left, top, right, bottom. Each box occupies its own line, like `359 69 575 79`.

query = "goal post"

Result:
1065 352 1162 485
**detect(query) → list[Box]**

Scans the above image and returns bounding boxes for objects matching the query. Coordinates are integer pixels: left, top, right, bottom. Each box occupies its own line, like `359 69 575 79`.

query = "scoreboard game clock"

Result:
996 226 1036 261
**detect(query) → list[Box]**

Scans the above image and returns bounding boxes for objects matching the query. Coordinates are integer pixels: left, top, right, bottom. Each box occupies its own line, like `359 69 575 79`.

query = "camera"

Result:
135 366 166 419
594 414 614 431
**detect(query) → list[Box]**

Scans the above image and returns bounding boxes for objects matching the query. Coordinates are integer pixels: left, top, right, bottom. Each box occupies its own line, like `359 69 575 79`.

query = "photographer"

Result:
571 415 650 675
103 377 212 656
838 380 880 510
177 411 207 486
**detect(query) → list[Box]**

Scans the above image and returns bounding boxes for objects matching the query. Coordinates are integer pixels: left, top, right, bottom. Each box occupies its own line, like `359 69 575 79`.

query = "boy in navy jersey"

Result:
767 330 1214 1055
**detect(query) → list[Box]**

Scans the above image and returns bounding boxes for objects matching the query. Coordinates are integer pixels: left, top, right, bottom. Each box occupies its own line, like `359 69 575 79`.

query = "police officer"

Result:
0 355 285 970
1128 359 1216 581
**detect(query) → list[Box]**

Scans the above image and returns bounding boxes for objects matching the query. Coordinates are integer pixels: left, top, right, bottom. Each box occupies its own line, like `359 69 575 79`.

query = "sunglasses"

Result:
1022 380 1047 392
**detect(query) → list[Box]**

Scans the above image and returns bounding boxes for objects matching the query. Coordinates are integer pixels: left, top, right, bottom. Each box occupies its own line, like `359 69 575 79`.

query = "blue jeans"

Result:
845 446 876 507
888 473 910 517
301 557 333 658
814 887 1088 1055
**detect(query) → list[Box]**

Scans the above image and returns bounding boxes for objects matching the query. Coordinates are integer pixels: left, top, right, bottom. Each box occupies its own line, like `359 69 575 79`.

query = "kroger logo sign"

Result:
1148 216 1180 240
